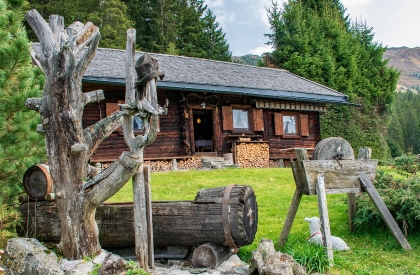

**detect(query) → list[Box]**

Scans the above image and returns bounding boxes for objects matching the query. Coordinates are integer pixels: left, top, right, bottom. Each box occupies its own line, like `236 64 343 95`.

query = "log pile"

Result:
142 157 202 172
236 143 269 168
269 159 281 168
177 157 202 170
143 160 172 172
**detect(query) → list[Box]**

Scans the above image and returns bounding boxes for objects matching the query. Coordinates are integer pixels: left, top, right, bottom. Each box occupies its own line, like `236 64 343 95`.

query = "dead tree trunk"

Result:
24 10 166 261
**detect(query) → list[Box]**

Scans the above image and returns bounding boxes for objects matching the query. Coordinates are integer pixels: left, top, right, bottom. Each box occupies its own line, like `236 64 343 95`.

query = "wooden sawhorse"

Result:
278 149 411 264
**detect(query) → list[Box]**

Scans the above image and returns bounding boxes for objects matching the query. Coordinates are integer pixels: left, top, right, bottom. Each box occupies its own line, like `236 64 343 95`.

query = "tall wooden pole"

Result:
124 29 149 270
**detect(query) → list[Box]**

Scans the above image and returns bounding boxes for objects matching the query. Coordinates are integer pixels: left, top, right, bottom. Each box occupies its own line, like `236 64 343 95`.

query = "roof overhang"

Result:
83 77 356 106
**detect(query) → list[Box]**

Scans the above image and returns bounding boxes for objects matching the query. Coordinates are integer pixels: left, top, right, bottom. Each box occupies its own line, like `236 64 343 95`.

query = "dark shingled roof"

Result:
34 44 349 104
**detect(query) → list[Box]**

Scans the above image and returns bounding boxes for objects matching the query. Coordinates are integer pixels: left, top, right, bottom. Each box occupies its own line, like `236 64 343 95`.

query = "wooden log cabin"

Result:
34 45 350 168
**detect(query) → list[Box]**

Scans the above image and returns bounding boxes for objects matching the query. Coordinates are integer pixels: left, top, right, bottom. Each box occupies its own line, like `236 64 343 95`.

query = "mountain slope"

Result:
384 47 420 92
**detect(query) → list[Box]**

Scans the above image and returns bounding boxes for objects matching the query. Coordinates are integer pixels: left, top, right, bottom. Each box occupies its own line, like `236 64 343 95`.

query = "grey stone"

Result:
5 238 63 275
249 239 306 275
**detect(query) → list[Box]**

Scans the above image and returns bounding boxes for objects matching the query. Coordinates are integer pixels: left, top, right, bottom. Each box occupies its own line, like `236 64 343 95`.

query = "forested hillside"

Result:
386 90 420 156
232 54 261 66
261 0 399 159
26 0 231 61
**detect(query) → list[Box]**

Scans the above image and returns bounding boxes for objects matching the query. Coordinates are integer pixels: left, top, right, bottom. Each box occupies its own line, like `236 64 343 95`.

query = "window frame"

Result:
274 112 309 138
106 102 145 134
222 104 259 134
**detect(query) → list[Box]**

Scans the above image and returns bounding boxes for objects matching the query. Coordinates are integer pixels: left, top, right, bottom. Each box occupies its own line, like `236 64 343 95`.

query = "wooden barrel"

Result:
17 185 258 248
23 164 53 200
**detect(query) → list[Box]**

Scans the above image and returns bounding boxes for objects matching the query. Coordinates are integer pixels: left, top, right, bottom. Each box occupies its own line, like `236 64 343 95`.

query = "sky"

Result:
204 0 420 56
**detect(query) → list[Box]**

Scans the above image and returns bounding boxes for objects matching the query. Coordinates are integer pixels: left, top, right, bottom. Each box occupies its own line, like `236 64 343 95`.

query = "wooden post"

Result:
144 165 154 269
125 29 149 270
359 173 411 250
316 175 334 265
278 148 308 246
278 189 302 246
348 193 357 232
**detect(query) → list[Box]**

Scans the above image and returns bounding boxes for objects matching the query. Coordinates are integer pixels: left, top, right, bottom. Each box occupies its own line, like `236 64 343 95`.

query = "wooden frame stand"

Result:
279 149 411 263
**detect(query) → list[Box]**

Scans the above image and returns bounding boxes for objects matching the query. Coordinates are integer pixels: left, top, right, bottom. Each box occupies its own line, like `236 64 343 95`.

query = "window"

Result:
133 115 144 130
222 104 264 132
283 115 296 134
222 105 264 132
233 109 249 129
274 113 309 137
106 102 144 132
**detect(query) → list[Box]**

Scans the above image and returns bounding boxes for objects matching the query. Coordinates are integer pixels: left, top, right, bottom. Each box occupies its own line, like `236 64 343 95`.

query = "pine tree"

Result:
200 9 231 61
0 0 45 245
27 0 133 49
125 0 231 61
88 0 134 49
263 0 399 158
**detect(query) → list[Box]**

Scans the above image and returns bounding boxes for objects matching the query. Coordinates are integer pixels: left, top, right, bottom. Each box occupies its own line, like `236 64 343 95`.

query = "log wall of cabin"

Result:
83 83 187 162
82 83 321 163
266 110 320 159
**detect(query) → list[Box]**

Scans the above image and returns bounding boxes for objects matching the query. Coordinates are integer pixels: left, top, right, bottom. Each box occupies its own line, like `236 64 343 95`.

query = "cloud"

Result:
247 44 274 55
205 0 225 8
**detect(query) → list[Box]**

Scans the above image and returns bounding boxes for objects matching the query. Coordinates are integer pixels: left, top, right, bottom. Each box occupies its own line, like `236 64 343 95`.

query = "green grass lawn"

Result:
108 167 420 274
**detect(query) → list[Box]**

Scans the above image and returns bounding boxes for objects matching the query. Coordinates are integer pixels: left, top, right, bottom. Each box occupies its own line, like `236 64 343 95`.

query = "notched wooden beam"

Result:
83 90 105 105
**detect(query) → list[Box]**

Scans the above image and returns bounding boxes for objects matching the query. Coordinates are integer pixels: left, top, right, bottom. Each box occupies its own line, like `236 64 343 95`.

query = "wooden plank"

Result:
359 173 411 250
273 112 283 136
144 165 154 269
291 162 304 191
348 193 357 233
222 106 233 130
105 103 120 117
300 160 377 195
252 108 264 131
278 189 302 246
299 114 309 136
316 176 334 265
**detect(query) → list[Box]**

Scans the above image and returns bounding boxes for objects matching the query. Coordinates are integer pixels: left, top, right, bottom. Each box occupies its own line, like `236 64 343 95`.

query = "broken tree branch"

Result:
83 90 105 106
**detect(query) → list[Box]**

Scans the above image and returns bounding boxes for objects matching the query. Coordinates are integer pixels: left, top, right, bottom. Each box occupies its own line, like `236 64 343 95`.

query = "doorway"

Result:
193 109 213 152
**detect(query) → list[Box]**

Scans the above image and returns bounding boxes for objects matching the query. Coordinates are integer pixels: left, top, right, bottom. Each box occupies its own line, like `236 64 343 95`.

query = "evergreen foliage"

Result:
263 0 399 158
124 0 231 61
355 165 420 234
27 0 134 49
386 90 420 157
0 0 45 245
27 0 231 60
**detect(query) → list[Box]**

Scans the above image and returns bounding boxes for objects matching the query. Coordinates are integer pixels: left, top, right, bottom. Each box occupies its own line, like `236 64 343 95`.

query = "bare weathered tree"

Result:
25 10 167 262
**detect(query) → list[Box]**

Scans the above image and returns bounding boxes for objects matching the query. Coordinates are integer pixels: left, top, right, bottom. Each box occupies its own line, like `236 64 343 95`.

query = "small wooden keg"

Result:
23 164 52 200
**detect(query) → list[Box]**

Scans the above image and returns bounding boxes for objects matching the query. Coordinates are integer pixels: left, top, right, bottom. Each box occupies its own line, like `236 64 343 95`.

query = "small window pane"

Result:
283 115 296 134
133 115 144 130
233 109 249 129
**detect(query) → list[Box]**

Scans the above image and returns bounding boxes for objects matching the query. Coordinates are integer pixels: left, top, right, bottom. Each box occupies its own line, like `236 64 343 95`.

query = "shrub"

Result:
354 170 420 234
394 153 419 177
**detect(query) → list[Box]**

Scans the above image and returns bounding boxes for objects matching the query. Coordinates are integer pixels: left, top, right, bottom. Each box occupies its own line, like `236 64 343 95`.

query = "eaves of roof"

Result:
82 76 355 105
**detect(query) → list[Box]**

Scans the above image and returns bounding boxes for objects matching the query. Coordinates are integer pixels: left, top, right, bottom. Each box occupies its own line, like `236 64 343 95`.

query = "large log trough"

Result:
17 185 258 249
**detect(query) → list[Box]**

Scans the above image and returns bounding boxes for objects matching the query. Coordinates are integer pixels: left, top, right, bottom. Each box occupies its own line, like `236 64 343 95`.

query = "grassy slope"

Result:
108 168 420 274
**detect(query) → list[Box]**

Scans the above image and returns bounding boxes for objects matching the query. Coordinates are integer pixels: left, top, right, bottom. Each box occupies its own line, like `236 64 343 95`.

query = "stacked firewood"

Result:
236 143 269 168
143 160 172 172
178 157 202 170
269 159 280 168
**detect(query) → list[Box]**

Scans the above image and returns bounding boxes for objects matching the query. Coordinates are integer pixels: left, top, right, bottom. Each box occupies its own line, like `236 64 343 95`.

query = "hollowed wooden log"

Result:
17 185 258 248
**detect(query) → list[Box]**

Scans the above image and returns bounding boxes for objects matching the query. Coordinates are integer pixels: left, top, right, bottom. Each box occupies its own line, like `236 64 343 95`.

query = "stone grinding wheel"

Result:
312 137 355 160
